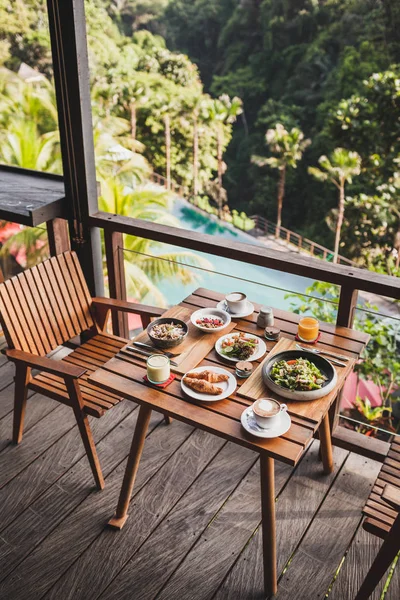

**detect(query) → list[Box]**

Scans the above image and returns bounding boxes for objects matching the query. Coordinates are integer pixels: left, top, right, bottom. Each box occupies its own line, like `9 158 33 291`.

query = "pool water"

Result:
155 198 314 308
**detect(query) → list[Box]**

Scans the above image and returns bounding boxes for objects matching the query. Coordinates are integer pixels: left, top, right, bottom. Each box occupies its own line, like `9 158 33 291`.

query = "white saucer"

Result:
181 366 237 402
241 406 291 438
217 299 255 319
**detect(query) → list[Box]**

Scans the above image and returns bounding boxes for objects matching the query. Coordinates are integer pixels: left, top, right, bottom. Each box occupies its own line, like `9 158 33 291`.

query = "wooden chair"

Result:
0 250 164 490
355 437 400 599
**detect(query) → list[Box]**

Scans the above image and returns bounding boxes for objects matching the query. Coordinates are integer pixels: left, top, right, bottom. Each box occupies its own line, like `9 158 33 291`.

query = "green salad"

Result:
270 358 327 391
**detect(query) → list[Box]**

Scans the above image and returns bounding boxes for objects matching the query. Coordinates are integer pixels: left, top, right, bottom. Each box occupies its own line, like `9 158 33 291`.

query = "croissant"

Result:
185 370 229 383
183 377 222 395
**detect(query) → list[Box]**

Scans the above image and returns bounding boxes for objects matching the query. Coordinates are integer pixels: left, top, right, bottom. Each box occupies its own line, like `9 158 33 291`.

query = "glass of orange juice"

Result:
297 317 319 343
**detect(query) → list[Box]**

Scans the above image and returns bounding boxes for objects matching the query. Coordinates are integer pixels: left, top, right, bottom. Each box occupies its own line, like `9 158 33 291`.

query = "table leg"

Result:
319 414 334 474
260 454 277 597
108 404 152 530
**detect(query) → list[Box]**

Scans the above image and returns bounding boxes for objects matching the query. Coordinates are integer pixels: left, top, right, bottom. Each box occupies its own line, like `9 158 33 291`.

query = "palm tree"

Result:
188 95 209 197
309 148 361 263
0 70 60 171
208 95 242 215
152 94 180 191
252 124 310 235
93 115 150 184
112 80 148 142
98 178 213 305
0 119 60 172
0 69 58 132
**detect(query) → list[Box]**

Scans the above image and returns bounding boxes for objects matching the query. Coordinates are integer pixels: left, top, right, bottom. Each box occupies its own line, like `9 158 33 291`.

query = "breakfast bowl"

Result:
190 308 231 334
262 349 338 401
147 317 188 349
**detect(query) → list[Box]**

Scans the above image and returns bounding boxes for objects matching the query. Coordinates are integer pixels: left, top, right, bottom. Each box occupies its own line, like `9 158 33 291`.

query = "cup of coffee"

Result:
225 291 247 314
252 398 287 429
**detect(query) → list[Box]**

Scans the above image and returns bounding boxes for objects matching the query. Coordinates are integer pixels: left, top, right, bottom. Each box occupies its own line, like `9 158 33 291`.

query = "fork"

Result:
296 344 348 367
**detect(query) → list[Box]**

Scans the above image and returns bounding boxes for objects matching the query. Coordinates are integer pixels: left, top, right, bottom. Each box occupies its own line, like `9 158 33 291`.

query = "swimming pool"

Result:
154 198 314 308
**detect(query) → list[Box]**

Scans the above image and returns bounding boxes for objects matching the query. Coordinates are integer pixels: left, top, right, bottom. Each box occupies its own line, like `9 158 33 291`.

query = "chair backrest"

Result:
0 251 94 355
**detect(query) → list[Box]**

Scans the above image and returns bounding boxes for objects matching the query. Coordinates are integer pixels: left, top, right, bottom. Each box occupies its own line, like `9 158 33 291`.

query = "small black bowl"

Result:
147 317 188 349
262 350 337 401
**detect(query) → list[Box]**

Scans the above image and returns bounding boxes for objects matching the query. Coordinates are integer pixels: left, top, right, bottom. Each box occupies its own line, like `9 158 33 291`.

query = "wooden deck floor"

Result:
0 343 398 600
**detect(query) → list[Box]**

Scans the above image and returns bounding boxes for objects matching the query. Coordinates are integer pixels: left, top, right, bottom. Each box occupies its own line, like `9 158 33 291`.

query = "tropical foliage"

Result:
308 148 361 262
161 0 400 271
252 124 310 232
1 0 400 273
98 179 212 305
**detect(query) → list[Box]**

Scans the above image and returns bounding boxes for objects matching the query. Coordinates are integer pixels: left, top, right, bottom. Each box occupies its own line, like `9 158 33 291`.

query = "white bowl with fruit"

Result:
190 308 231 333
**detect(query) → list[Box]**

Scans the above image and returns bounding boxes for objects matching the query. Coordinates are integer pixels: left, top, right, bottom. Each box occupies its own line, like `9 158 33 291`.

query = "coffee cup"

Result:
225 291 247 314
252 398 287 429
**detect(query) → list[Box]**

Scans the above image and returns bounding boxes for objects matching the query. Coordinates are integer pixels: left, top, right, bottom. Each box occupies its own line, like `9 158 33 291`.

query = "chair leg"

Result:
13 364 31 444
65 377 105 490
355 517 400 600
73 406 105 490
164 414 172 425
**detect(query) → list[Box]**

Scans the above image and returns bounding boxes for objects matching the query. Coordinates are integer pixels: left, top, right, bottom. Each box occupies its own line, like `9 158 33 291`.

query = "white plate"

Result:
241 406 291 438
190 308 231 333
181 366 237 402
215 332 267 363
217 299 255 318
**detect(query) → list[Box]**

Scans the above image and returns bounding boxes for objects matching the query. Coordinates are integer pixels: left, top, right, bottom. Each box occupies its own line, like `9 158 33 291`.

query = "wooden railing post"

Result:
336 285 358 328
46 218 70 256
329 285 359 433
104 230 129 339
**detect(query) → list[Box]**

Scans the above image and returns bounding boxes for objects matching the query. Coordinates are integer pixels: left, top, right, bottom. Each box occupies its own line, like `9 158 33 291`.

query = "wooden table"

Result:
89 288 369 597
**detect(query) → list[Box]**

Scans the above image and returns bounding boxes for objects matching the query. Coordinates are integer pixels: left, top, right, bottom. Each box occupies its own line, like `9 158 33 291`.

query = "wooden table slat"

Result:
181 296 365 356
89 368 304 465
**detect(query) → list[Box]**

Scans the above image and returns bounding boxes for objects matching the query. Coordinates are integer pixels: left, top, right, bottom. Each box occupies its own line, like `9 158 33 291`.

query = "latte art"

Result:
253 398 280 418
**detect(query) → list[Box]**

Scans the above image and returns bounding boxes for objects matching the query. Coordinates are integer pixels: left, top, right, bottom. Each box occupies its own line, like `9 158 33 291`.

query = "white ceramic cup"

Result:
252 398 287 429
225 291 247 314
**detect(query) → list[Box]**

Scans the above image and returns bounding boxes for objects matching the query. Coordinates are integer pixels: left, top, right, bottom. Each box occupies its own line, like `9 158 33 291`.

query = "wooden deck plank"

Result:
42 429 225 600
0 404 76 489
328 525 386 600
0 406 165 586
0 420 197 600
0 392 59 453
0 362 18 396
0 334 393 600
384 555 400 600
213 442 349 600
0 401 134 534
100 442 257 600
154 458 293 600
273 453 382 599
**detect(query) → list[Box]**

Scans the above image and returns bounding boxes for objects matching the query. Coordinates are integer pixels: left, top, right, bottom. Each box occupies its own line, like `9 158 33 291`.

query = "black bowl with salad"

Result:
262 350 337 401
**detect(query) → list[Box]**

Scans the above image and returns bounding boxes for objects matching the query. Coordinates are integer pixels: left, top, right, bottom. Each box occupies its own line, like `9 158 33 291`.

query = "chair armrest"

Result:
91 297 165 318
5 349 86 379
382 484 400 511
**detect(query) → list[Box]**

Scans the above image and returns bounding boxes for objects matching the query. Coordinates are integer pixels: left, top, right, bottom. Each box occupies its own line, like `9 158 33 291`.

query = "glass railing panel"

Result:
118 239 319 310
344 307 400 441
